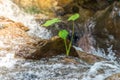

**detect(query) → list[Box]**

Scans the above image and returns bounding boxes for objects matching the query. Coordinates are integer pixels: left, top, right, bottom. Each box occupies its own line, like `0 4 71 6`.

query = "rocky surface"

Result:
92 2 120 60
12 0 115 16
0 0 120 80
0 16 78 59
10 0 120 61
76 50 106 64
14 36 78 59
0 16 108 64
12 0 73 17
105 73 120 80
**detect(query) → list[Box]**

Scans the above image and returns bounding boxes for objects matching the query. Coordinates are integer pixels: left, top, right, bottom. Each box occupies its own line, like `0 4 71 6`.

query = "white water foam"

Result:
0 0 51 39
0 53 16 68
82 61 120 80
0 0 120 80
90 45 117 61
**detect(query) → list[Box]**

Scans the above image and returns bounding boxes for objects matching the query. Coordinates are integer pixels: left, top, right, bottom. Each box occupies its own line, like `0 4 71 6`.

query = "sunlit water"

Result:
0 0 51 39
0 0 120 80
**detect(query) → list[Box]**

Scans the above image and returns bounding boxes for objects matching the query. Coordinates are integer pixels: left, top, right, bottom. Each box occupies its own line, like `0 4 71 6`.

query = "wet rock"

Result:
12 0 37 8
92 2 120 60
13 0 97 18
0 16 107 63
0 16 78 59
76 50 106 64
0 16 29 31
105 73 120 80
0 16 31 56
74 0 110 11
12 0 73 16
15 36 78 59
41 6 94 46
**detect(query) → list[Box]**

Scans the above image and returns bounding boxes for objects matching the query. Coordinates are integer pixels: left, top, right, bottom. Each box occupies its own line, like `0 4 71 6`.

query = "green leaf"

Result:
58 30 68 40
42 18 61 27
68 13 80 21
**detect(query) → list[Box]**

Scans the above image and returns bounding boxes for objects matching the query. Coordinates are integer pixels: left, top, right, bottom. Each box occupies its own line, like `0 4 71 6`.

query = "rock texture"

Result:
13 0 113 16
14 36 78 59
13 0 73 16
0 16 78 59
12 0 38 8
92 2 120 60
105 73 120 80
0 16 32 57
0 16 107 63
76 50 106 64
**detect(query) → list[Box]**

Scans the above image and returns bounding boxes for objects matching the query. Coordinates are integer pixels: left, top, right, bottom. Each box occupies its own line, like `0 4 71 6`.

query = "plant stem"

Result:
67 21 75 56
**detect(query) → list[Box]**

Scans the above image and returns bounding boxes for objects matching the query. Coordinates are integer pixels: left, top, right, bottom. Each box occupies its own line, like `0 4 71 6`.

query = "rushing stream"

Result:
0 0 120 80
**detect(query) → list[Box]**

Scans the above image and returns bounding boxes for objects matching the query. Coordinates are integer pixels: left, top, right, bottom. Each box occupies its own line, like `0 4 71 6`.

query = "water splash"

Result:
0 53 16 68
0 55 120 80
77 18 97 53
0 0 51 39
82 61 120 80
77 18 118 62
90 45 117 62
0 0 120 80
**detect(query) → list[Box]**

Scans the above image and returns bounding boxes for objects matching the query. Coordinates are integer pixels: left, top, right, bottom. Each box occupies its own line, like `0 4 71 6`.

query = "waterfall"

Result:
0 0 51 39
0 0 120 80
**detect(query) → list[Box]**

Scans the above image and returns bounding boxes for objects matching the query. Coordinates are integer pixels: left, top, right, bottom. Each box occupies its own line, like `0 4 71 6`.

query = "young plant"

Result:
66 13 80 56
42 13 80 56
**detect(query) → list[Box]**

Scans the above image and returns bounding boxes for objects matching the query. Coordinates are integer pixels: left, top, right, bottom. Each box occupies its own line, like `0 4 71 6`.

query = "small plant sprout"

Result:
42 13 80 56
58 30 69 55
65 13 80 56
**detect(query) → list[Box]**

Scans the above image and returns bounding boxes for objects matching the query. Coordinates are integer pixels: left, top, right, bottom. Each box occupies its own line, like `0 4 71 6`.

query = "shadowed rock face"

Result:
14 36 78 59
92 2 120 59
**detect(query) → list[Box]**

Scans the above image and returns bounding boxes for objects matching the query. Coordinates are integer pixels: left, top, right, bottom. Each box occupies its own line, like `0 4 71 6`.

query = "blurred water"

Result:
0 54 120 80
0 0 51 39
0 0 120 80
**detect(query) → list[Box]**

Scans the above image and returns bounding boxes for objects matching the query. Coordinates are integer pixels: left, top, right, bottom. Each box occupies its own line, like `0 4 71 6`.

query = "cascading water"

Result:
0 0 51 39
0 0 120 80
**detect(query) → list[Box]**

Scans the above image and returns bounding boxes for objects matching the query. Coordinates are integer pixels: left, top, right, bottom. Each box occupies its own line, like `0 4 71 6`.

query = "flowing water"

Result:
0 0 120 80
0 0 51 39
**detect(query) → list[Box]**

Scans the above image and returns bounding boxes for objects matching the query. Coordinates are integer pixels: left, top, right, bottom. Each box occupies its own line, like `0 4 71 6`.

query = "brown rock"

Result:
37 0 73 15
92 2 120 60
12 0 38 8
14 36 78 59
75 0 110 11
76 50 106 64
0 16 29 31
0 16 108 64
105 73 120 80
13 0 73 16
0 16 32 57
0 16 78 59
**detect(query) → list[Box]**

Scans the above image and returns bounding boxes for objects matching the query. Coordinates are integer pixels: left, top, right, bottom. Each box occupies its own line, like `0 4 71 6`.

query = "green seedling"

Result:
58 29 69 55
65 13 80 56
42 13 80 56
